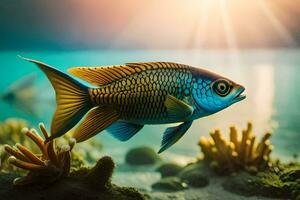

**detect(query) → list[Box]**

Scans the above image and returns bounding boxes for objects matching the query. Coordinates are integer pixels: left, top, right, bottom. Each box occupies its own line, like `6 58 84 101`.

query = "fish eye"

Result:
212 79 232 97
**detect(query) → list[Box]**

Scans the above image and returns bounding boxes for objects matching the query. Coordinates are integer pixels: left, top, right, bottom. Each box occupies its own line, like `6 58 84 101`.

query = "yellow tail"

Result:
20 56 92 141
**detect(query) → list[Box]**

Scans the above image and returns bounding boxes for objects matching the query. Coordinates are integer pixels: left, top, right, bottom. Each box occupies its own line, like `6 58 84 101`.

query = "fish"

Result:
0 73 40 117
1 72 55 119
20 56 246 153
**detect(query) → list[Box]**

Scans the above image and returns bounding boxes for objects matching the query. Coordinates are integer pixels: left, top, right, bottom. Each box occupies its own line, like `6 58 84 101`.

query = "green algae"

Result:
255 164 300 199
70 150 87 173
0 118 36 174
222 163 300 199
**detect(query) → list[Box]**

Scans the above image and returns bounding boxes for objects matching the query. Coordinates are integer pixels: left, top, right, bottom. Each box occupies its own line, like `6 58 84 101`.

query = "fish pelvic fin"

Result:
20 56 92 141
158 121 193 154
73 106 120 142
107 121 144 141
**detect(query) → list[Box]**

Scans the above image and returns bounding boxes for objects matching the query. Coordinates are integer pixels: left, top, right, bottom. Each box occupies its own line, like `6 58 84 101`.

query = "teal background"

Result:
0 49 299 165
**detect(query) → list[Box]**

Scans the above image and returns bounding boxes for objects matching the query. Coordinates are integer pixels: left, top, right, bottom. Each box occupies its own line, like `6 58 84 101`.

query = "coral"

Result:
63 130 103 164
4 123 75 186
125 146 160 166
1 122 146 199
198 122 273 174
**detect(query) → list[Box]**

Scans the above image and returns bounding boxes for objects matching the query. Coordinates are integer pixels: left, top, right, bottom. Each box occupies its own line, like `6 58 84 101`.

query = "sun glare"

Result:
100 0 297 51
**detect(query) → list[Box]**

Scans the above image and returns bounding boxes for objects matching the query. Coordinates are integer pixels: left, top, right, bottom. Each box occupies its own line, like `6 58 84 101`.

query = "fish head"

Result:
191 68 246 113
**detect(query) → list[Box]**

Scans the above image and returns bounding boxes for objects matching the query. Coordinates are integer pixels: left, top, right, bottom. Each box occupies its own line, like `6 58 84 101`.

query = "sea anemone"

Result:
198 122 273 174
63 131 103 164
4 123 75 186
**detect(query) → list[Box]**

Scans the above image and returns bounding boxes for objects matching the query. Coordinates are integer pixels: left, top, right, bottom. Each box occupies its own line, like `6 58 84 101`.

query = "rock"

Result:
83 156 115 189
0 156 147 200
156 163 183 178
0 173 146 200
179 170 209 188
177 161 212 188
178 161 214 178
152 177 188 191
125 146 160 166
222 166 300 199
222 172 261 197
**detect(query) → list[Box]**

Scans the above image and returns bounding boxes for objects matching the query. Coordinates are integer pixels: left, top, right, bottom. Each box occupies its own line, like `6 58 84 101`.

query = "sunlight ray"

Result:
219 0 240 67
189 0 211 49
257 0 295 47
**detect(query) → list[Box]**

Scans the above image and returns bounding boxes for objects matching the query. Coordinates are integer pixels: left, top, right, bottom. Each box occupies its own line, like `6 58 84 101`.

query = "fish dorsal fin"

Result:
68 65 136 86
126 62 188 70
68 62 188 86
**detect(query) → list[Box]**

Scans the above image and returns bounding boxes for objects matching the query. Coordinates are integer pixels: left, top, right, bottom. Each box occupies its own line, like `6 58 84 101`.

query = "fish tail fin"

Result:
20 56 92 141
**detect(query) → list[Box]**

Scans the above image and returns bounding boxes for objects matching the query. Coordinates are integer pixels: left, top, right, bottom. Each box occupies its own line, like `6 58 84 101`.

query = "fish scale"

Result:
89 67 193 123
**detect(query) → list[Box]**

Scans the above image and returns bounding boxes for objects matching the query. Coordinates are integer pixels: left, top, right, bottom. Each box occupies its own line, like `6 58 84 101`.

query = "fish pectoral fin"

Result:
158 121 193 154
165 95 194 120
106 121 144 141
72 106 119 142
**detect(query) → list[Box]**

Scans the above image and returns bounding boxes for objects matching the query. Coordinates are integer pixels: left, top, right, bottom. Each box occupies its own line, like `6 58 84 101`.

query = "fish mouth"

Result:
233 86 246 102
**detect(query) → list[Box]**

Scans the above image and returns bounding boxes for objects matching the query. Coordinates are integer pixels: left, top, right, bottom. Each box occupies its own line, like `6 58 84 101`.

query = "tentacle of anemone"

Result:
4 123 74 185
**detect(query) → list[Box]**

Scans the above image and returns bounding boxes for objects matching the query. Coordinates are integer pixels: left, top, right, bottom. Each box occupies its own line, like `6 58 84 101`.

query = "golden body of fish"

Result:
22 57 246 153
84 62 194 124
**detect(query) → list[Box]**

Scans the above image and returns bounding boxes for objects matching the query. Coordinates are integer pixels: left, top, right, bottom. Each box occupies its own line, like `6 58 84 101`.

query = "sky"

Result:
0 0 300 50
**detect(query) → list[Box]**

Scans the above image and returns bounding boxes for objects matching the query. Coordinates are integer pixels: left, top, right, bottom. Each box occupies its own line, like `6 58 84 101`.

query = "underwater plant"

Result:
0 118 30 146
198 122 273 174
4 123 75 185
0 118 38 173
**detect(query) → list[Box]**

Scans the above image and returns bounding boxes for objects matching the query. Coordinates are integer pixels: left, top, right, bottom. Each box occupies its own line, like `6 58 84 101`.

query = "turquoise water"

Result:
0 49 299 165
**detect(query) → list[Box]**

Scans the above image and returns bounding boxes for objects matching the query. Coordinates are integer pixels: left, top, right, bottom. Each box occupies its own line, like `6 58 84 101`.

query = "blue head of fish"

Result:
191 68 246 114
